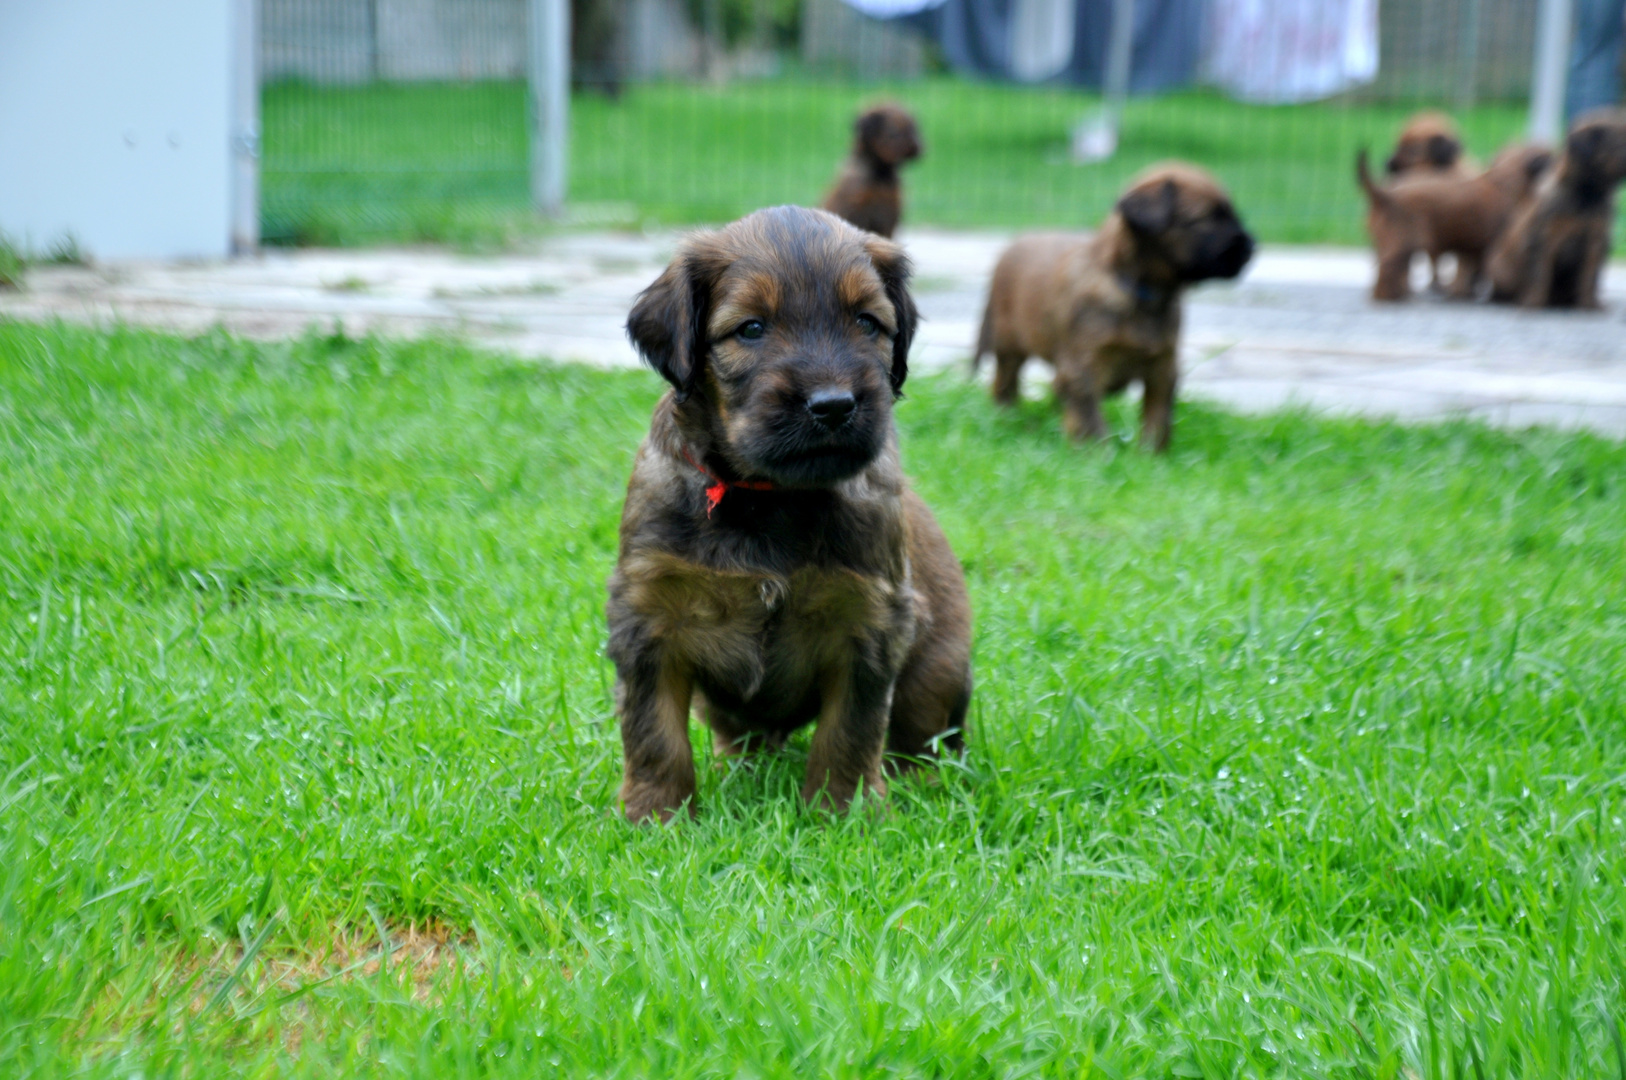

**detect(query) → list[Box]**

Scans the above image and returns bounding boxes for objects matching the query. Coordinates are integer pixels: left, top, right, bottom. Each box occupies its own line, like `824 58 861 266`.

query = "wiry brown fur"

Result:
608 206 972 823
1488 108 1626 309
1357 143 1553 301
972 163 1253 451
820 104 923 238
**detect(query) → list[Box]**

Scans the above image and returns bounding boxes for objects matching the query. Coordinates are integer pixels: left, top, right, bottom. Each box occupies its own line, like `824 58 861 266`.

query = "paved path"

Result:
4 229 1625 436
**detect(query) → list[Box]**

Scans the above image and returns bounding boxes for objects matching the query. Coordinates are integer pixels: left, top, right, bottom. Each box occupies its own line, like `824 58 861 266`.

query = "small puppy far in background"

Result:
821 104 923 238
1383 111 1475 290
1357 142 1553 301
1386 111 1471 178
973 164 1254 452
1488 108 1626 309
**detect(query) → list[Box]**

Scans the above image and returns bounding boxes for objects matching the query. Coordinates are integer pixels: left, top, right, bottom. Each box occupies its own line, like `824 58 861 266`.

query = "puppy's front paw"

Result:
620 779 696 823
800 772 887 814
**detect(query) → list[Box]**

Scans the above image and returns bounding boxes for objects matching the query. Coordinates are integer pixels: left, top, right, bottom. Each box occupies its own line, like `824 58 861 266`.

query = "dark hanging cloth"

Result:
895 0 1204 91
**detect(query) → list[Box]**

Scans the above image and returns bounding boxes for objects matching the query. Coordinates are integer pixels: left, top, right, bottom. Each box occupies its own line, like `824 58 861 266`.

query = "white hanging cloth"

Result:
1203 0 1379 103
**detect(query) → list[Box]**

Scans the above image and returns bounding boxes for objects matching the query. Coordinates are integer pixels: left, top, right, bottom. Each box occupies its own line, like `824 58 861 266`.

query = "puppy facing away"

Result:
1386 111 1469 177
820 104 923 238
1488 108 1626 309
972 164 1254 451
1357 143 1554 301
608 205 972 822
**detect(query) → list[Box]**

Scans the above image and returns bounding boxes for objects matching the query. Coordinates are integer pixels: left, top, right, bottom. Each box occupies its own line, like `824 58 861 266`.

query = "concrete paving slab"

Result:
2 226 1623 438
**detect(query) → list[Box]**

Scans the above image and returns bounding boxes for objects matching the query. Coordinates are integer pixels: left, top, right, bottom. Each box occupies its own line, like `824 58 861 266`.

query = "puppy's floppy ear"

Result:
1118 178 1178 236
626 244 716 401
864 235 917 395
856 109 888 156
1426 134 1460 168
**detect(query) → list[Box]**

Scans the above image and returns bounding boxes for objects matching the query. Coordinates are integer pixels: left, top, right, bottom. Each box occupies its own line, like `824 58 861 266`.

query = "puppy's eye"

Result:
855 313 881 337
737 319 766 341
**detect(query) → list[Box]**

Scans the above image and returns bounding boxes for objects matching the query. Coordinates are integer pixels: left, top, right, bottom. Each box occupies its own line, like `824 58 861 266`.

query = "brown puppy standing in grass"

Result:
973 164 1253 451
1357 143 1554 301
821 104 923 238
1488 108 1626 309
608 205 972 823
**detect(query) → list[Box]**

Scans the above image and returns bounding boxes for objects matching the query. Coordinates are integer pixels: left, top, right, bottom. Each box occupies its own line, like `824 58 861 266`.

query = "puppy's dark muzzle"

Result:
1212 232 1255 279
807 389 857 430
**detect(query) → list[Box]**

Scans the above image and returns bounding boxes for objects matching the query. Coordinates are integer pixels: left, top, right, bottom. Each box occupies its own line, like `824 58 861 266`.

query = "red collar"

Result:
681 448 775 517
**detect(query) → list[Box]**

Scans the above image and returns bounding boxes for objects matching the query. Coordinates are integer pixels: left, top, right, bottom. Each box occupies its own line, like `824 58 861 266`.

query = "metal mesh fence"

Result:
260 0 530 244
258 0 1615 249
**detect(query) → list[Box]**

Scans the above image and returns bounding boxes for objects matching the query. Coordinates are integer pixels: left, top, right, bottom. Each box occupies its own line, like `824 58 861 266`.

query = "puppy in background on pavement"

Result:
821 104 923 238
1488 108 1626 309
608 205 972 823
1385 111 1475 289
973 163 1254 451
1357 142 1553 301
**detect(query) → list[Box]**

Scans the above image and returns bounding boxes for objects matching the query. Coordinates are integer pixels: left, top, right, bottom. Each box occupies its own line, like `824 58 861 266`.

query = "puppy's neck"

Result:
653 392 770 489
1560 159 1617 209
1103 217 1182 298
854 146 900 181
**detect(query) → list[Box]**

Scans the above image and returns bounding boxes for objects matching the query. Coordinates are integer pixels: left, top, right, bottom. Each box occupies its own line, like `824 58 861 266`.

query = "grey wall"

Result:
800 0 927 77
0 0 237 260
262 0 528 82
263 0 706 82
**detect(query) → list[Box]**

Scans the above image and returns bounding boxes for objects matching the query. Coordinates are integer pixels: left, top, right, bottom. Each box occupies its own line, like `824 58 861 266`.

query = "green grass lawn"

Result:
4 320 1626 1077
263 77 1552 249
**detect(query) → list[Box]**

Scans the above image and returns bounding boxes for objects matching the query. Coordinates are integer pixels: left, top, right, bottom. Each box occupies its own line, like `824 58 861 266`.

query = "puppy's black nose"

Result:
806 389 856 429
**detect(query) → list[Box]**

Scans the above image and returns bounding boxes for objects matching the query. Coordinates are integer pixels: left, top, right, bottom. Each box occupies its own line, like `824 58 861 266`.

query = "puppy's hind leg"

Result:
1139 354 1177 453
1056 355 1109 443
885 657 971 771
1372 247 1415 301
1447 253 1481 300
991 351 1027 405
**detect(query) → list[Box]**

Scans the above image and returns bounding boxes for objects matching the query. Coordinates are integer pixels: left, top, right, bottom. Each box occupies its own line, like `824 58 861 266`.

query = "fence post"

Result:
1071 0 1133 161
1455 0 1481 108
530 0 570 218
231 0 260 255
1528 0 1573 142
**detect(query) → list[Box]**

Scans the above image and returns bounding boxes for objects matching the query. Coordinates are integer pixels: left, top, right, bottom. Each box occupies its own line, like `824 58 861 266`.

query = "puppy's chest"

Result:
1064 291 1178 358
614 551 914 670
1102 303 1179 354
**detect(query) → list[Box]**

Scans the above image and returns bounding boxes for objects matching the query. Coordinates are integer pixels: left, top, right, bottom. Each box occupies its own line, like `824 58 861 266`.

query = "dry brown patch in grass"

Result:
75 918 478 1056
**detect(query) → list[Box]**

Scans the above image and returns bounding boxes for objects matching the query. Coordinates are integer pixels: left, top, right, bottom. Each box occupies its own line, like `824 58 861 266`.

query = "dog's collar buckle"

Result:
681 448 775 517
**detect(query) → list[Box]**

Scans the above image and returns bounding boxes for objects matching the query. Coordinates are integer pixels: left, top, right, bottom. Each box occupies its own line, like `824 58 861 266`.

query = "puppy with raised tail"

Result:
608 206 972 823
1357 142 1553 301
973 164 1253 450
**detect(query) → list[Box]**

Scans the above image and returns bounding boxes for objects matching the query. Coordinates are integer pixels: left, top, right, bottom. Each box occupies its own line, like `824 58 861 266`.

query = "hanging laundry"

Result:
842 0 948 17
1202 0 1379 103
854 0 1202 91
1010 0 1077 83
